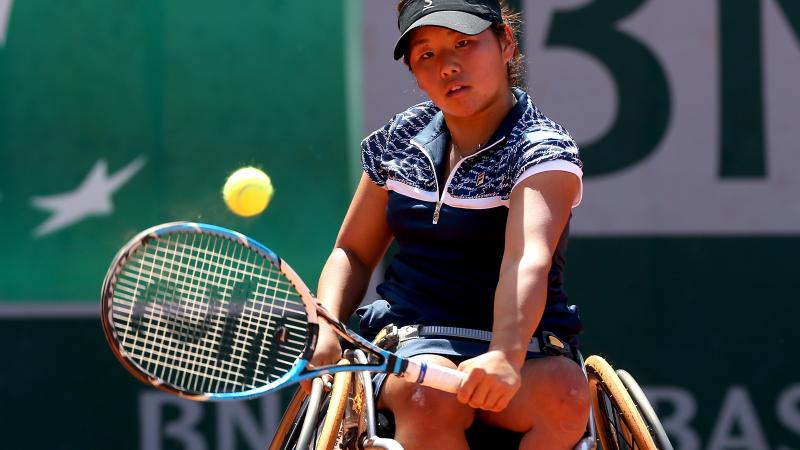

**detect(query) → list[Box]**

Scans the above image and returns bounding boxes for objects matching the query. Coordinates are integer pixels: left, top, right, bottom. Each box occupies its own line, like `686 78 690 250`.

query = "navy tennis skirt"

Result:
371 336 570 400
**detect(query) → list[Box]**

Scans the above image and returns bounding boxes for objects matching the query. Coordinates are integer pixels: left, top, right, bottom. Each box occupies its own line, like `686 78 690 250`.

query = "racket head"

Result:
101 222 319 400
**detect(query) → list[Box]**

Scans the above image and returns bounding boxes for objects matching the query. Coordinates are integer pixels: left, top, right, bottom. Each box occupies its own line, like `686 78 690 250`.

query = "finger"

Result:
483 389 504 412
493 378 523 412
468 379 492 410
457 368 484 404
321 373 334 390
484 389 509 412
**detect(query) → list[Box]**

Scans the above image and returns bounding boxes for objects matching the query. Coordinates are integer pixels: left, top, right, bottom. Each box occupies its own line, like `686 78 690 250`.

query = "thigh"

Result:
477 355 590 433
378 354 475 428
377 353 460 410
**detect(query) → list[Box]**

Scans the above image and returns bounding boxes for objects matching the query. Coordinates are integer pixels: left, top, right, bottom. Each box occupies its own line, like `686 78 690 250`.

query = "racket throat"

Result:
305 323 320 360
389 354 408 375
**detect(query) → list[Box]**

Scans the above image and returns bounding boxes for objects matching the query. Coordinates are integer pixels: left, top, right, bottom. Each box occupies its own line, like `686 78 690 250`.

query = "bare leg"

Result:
478 356 590 450
378 354 475 450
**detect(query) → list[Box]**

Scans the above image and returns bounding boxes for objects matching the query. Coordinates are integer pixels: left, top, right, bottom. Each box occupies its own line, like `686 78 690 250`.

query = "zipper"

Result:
432 202 443 224
433 160 463 224
411 136 505 224
411 139 441 223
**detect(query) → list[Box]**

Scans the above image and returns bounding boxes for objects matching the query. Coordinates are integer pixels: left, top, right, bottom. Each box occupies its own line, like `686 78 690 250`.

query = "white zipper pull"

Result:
432 201 442 224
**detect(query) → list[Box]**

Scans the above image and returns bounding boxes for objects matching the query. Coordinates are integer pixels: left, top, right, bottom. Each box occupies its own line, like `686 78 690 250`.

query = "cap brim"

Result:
393 11 493 60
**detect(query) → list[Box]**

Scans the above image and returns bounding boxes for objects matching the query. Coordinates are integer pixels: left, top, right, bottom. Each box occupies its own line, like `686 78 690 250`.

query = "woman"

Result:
311 1 589 448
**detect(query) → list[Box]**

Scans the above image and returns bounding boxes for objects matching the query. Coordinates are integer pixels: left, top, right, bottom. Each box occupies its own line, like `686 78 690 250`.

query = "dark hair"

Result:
396 0 526 88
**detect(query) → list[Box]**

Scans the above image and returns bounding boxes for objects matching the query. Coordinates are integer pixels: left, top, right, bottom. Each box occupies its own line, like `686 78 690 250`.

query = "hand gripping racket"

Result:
101 222 464 401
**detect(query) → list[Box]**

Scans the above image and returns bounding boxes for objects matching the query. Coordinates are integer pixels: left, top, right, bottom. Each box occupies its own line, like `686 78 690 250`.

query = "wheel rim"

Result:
585 355 658 450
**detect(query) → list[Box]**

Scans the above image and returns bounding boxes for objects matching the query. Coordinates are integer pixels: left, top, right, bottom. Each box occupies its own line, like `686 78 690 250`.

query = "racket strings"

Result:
110 232 309 394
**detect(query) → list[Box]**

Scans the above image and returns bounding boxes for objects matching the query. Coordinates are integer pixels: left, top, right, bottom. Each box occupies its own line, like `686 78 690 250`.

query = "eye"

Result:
456 39 470 48
419 51 434 60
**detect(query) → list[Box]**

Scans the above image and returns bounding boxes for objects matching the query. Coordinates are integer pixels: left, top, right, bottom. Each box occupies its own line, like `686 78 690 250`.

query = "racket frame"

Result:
101 222 409 401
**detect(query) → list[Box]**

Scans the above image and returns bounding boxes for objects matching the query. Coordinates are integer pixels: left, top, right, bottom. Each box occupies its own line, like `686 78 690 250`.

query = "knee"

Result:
537 358 591 432
384 382 475 431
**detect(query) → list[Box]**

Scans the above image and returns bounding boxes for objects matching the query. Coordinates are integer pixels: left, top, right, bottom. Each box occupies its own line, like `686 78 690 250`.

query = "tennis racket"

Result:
101 222 464 401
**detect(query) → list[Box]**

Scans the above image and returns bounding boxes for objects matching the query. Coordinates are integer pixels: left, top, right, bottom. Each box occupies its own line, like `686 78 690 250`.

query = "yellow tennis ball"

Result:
222 167 274 217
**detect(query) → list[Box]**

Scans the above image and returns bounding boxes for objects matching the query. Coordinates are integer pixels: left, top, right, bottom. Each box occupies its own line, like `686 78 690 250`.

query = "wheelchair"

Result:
268 344 672 449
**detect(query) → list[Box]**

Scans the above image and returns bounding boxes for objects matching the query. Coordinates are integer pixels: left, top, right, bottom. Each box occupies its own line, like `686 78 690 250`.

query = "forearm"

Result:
489 252 551 368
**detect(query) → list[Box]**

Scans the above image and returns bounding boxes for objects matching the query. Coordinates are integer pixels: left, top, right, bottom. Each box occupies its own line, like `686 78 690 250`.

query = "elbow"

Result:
524 255 553 276
331 246 375 274
517 250 553 278
499 250 552 283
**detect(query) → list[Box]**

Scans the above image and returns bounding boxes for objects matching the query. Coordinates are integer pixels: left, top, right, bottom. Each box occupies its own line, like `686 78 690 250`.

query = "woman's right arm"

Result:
310 172 394 368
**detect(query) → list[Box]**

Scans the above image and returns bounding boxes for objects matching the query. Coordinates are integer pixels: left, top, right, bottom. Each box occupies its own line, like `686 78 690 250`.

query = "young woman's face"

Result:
407 25 514 118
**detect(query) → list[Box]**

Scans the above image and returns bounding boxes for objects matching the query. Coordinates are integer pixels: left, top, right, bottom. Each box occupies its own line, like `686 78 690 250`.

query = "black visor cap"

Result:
394 0 503 60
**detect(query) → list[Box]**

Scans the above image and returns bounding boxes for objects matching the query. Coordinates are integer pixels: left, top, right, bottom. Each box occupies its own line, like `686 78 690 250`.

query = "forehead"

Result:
407 26 491 49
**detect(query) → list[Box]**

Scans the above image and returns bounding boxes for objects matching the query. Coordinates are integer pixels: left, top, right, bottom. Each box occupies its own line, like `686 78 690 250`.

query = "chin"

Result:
436 98 484 118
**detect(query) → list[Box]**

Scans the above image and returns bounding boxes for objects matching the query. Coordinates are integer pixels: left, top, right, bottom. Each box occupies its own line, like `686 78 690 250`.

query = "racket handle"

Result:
404 360 465 393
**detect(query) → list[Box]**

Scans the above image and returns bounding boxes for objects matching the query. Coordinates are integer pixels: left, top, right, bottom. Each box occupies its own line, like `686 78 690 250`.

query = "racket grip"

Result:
404 360 465 393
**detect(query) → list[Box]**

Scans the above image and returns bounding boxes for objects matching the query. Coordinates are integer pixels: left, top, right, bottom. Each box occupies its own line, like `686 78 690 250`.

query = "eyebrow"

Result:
408 37 429 51
408 29 462 52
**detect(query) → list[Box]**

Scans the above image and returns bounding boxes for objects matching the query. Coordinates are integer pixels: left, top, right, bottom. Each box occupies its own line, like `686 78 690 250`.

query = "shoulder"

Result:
361 100 440 165
499 98 581 170
500 95 584 205
362 101 439 145
387 101 440 141
360 101 440 188
508 97 579 158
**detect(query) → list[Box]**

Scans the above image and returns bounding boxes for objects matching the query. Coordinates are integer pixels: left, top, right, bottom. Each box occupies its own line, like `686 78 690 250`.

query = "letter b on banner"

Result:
545 0 670 177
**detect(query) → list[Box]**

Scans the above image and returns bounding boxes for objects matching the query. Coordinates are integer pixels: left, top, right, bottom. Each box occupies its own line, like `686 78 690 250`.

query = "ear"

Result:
501 24 516 63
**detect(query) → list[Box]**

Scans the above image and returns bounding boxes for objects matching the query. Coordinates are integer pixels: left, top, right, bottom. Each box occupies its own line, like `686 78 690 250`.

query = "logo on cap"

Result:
423 0 434 10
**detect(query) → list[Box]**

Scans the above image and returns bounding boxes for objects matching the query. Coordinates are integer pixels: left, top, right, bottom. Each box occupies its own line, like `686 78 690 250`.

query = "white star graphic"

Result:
0 0 13 47
31 156 147 237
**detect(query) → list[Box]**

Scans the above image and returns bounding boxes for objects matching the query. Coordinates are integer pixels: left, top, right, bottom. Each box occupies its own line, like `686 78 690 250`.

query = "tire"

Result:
268 387 311 450
585 355 657 450
316 369 353 450
616 370 673 450
268 381 337 450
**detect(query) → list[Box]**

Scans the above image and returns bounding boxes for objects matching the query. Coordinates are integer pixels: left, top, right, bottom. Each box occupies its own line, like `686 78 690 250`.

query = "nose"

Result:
440 52 461 78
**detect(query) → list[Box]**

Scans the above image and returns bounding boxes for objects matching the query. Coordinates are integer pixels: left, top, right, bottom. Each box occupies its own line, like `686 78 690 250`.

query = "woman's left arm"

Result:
456 170 580 411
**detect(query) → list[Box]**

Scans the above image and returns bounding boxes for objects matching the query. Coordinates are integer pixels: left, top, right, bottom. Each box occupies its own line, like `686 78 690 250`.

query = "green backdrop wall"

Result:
1 1 351 449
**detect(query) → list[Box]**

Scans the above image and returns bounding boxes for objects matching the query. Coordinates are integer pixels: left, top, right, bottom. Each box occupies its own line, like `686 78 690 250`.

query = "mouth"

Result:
446 84 469 96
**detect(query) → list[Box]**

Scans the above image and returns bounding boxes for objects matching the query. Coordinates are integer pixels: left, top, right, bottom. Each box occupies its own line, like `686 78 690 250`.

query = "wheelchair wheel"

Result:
585 355 657 450
616 370 673 450
268 378 339 450
316 370 353 450
268 387 311 450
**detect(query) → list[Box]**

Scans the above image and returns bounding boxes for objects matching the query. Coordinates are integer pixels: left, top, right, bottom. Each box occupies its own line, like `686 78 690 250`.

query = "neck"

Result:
445 89 516 157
